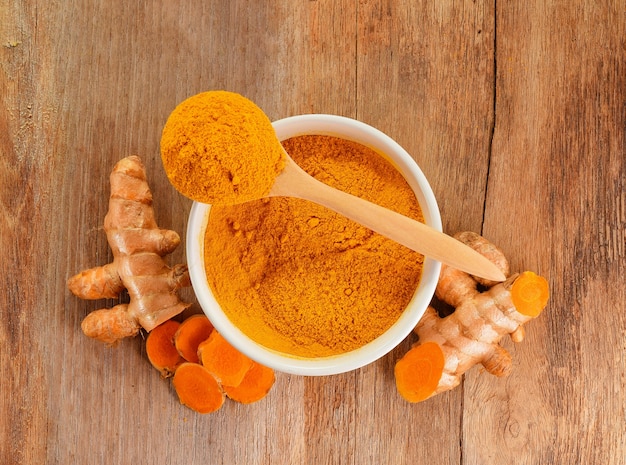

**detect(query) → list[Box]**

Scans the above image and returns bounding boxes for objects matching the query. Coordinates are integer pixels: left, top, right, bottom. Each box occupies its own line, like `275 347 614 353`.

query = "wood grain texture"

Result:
473 1 626 464
1 0 624 464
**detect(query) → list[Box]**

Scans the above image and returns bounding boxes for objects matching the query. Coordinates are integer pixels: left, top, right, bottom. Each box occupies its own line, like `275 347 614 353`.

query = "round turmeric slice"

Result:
174 314 214 363
145 320 184 377
172 362 224 414
198 330 254 387
223 362 275 404
394 341 445 403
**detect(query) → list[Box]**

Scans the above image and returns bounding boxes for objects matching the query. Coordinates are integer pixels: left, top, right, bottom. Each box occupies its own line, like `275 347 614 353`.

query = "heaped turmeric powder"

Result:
203 135 424 358
160 91 285 205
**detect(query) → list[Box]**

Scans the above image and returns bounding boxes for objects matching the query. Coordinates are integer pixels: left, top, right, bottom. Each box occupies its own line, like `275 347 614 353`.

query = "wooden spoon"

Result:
161 91 505 282
269 153 506 282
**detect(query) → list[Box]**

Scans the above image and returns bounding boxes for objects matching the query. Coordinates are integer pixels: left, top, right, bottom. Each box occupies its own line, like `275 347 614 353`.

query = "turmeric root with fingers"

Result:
395 232 549 403
68 156 191 344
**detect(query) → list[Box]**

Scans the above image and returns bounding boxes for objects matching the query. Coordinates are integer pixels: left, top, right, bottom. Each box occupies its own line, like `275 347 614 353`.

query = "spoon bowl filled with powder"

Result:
186 114 441 375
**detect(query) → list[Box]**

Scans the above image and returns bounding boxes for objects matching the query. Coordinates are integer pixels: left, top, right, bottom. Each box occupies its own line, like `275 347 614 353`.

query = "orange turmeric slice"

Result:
511 271 550 317
198 330 254 387
394 341 445 403
174 314 214 363
145 320 184 377
223 362 275 404
172 362 224 414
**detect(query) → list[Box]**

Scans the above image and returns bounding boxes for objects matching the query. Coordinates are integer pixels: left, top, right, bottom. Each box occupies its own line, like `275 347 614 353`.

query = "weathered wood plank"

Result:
355 1 496 463
474 1 626 463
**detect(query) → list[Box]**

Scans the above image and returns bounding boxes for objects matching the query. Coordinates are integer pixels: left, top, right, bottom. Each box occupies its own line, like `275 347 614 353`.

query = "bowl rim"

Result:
186 114 442 376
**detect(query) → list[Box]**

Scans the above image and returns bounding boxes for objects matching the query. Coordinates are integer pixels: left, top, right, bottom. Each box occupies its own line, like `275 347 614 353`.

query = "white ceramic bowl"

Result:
186 114 442 376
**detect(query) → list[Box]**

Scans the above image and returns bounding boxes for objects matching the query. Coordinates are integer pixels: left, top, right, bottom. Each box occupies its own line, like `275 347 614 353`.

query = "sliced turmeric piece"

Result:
511 271 550 317
394 341 445 403
198 330 254 387
223 362 275 404
145 320 184 377
174 314 214 363
172 362 224 414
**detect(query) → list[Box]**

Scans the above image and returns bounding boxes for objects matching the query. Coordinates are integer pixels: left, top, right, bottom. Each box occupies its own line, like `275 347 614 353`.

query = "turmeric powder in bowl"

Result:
203 134 425 358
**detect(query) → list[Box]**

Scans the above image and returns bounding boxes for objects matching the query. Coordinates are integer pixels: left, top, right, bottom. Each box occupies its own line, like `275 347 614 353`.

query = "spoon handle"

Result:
271 158 506 282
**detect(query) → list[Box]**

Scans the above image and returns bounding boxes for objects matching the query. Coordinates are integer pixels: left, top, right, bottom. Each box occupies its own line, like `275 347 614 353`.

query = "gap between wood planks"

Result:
482 0 498 237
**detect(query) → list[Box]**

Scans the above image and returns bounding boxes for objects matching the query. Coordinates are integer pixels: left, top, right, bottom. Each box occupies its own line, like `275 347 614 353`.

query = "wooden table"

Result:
2 1 624 463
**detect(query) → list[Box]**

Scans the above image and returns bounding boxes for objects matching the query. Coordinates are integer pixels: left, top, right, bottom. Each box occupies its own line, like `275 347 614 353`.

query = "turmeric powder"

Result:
160 90 285 205
204 135 424 358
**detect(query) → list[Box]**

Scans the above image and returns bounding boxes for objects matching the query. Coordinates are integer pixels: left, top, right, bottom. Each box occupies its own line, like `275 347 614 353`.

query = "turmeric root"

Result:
172 362 225 414
434 231 510 308
173 314 214 363
395 232 549 403
68 156 191 344
146 320 184 377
